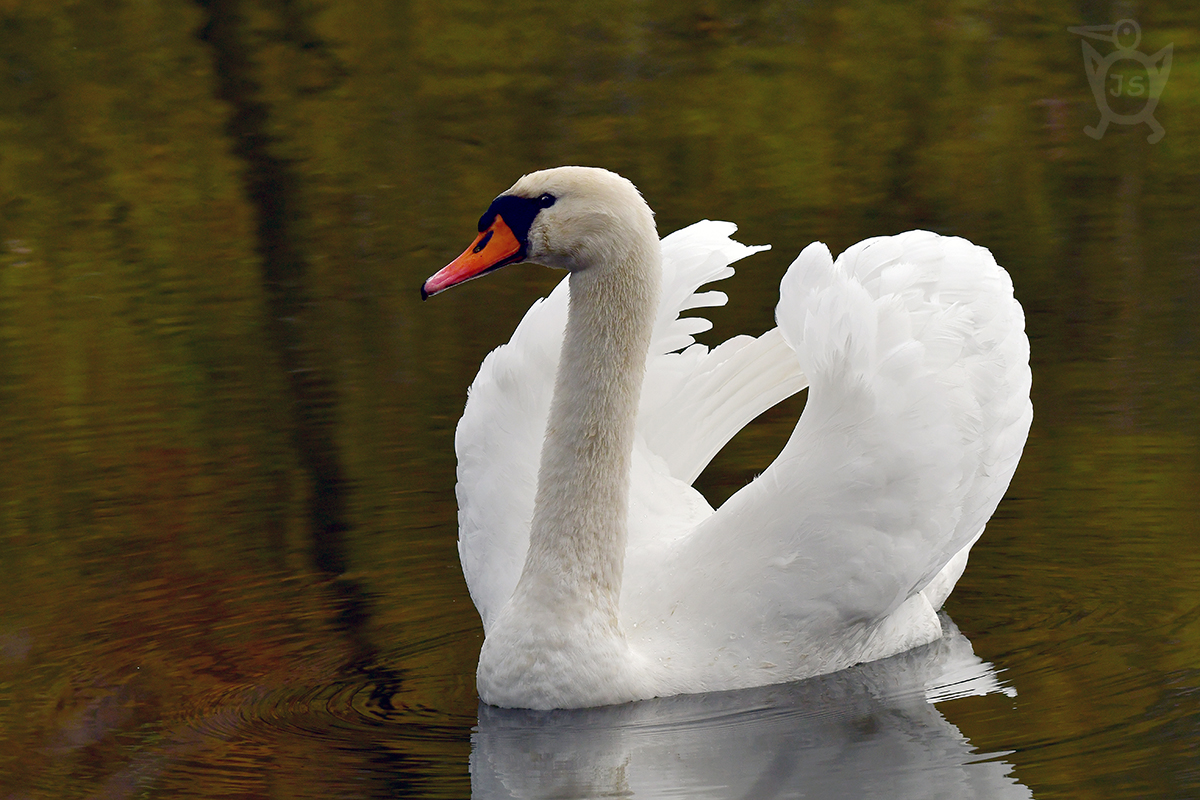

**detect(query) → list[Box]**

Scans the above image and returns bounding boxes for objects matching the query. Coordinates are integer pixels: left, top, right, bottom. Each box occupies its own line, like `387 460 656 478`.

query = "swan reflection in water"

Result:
470 618 1031 800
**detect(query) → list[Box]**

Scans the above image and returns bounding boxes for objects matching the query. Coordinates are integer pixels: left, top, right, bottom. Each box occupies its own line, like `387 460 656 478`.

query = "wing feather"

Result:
627 232 1031 687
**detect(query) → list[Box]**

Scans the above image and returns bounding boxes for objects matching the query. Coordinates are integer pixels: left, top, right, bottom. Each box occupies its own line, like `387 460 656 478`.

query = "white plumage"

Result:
430 167 1031 709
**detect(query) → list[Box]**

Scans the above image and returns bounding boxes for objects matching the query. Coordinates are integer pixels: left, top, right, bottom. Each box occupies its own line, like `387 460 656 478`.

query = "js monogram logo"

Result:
1068 19 1172 143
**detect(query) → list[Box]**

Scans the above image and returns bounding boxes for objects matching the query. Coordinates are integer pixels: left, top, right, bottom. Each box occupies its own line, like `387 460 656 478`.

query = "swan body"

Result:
423 167 1032 709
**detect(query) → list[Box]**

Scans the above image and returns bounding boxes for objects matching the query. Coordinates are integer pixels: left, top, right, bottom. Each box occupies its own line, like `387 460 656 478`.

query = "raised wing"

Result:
639 222 807 485
626 232 1032 687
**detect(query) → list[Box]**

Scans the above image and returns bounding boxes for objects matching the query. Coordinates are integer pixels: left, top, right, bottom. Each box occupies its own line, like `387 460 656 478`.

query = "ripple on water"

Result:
133 638 480 799
944 515 1200 800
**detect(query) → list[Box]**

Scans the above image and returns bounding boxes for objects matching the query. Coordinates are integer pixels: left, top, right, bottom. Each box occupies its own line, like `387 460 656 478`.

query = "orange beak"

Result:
422 214 524 299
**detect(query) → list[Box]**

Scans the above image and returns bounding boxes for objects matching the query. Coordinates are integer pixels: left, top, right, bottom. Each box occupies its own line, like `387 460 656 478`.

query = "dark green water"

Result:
1 2 1198 798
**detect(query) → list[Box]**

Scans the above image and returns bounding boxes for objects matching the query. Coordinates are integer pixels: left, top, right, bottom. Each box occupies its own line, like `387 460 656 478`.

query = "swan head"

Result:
422 166 657 298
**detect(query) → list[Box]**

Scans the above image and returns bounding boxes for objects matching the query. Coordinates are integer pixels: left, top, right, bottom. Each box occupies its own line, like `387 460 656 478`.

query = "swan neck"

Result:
518 246 661 616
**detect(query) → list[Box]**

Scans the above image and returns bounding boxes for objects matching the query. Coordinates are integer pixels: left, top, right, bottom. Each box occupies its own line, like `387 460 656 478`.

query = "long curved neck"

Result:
516 243 661 620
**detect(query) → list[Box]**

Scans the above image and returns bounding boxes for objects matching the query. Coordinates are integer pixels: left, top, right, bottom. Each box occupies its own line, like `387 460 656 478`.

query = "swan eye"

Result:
472 229 494 254
537 193 556 208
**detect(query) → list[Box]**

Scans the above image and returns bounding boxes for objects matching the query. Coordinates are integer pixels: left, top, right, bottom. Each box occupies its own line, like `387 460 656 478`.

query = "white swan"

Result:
423 166 1032 710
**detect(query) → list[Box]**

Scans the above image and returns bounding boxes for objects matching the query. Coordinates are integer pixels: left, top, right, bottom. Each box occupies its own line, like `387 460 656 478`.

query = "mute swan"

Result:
423 166 1031 710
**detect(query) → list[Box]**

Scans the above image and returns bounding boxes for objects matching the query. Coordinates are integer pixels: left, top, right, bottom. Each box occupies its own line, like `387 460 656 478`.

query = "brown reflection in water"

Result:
193 0 377 668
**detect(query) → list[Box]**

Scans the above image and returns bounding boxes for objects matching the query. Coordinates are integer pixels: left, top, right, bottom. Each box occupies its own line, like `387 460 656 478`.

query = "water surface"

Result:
1 2 1198 798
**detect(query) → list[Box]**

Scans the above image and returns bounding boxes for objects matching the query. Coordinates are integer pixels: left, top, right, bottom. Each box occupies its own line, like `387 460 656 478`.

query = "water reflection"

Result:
472 619 1029 800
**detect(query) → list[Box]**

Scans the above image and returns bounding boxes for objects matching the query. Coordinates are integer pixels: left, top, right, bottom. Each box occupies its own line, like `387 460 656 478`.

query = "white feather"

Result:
444 168 1031 708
